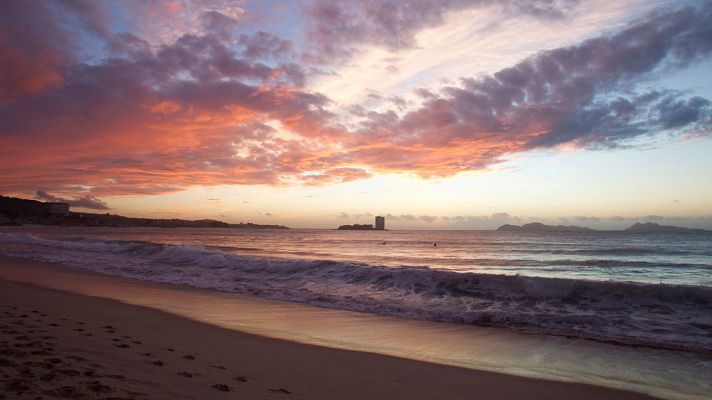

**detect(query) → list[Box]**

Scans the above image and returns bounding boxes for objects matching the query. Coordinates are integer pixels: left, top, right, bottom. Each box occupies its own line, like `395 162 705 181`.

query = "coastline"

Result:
0 255 701 399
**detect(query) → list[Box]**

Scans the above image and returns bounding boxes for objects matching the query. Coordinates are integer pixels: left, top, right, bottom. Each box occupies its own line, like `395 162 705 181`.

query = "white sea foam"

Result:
1 232 711 353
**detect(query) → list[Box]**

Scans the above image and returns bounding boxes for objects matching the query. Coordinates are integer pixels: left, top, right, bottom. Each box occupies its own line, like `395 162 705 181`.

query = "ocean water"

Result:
1 226 711 354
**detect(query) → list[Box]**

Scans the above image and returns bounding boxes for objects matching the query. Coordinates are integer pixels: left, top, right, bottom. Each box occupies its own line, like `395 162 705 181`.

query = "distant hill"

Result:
624 222 709 233
0 195 66 216
497 222 594 232
0 195 289 229
50 213 290 229
496 221 710 233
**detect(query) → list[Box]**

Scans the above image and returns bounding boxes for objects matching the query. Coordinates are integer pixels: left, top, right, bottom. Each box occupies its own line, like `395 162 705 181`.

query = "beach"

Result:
0 255 666 400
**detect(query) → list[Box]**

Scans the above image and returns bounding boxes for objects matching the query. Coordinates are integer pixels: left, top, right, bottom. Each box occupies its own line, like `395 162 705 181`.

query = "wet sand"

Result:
0 255 661 399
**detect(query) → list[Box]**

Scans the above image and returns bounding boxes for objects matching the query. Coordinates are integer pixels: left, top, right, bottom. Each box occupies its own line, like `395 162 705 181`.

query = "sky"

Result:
1 0 711 230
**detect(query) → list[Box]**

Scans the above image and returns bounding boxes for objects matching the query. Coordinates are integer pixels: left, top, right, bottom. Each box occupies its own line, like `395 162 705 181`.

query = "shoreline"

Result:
0 254 702 399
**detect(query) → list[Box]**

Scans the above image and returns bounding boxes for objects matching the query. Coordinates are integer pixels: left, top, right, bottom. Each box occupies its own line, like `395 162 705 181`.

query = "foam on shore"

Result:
0 255 710 400
1 232 710 353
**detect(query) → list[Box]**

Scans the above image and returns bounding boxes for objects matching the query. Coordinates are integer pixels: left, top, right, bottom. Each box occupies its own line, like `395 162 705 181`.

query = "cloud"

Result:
339 212 374 220
36 190 110 210
304 0 578 61
419 215 438 223
447 213 521 229
1 2 711 200
573 216 602 223
386 214 417 221
341 4 712 175
0 2 339 195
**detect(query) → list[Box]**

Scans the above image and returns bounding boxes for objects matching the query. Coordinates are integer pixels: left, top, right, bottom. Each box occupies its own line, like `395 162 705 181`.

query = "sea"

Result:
1 226 711 355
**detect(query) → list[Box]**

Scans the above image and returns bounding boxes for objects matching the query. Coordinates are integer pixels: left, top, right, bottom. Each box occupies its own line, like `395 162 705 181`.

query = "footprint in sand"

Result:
40 372 57 382
22 361 53 369
43 385 83 398
6 378 32 394
177 371 192 378
211 384 231 392
182 354 196 360
86 380 113 393
59 369 81 377
150 360 164 366
269 388 292 394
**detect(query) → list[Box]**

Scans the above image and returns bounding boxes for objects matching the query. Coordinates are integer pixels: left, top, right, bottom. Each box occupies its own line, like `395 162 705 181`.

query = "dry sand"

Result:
0 256 659 400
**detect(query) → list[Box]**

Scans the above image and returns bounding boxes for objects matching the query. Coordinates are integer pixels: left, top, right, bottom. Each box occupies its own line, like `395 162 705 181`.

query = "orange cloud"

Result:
1 1 711 203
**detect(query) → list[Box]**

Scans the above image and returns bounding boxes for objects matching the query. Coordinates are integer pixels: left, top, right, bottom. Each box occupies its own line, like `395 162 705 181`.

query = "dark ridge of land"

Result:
43 213 289 229
498 222 710 233
337 224 375 230
623 222 710 233
0 195 288 229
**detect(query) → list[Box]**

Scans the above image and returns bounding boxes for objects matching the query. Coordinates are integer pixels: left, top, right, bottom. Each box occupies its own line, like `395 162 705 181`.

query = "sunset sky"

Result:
1 0 711 229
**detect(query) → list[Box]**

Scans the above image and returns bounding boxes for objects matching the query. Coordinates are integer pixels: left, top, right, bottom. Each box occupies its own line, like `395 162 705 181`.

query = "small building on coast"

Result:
375 216 385 230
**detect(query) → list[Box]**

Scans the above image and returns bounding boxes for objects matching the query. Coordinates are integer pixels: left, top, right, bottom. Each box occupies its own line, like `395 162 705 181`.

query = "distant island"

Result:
337 224 376 230
0 195 288 229
497 222 594 232
623 222 710 233
337 216 386 231
497 222 710 233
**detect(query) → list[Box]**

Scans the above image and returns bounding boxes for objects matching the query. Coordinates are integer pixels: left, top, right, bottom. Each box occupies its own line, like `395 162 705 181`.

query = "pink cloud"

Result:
0 1 711 202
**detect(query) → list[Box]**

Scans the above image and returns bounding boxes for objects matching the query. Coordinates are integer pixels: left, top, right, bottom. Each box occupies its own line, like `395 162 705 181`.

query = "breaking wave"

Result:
1 232 711 353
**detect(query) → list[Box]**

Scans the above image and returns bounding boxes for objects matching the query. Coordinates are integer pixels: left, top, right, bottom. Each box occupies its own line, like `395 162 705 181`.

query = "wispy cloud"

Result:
304 0 578 61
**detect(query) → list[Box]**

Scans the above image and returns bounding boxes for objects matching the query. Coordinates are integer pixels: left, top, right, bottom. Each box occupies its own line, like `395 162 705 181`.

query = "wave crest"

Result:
1 232 710 353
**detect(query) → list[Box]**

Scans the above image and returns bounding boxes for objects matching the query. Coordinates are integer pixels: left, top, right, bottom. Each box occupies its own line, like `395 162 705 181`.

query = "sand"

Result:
0 256 659 400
